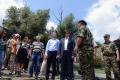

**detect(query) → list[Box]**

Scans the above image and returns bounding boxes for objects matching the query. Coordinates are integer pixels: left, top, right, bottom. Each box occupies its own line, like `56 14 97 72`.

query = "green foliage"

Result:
41 33 50 46
95 56 103 68
57 13 77 38
3 6 50 38
29 10 50 37
4 6 21 33
19 7 32 36
96 42 102 47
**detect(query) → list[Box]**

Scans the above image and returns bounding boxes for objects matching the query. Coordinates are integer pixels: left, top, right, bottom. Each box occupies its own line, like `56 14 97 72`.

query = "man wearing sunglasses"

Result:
101 34 120 80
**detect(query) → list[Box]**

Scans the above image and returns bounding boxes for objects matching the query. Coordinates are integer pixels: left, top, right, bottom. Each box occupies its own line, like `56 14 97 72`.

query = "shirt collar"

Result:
65 37 69 39
104 41 111 44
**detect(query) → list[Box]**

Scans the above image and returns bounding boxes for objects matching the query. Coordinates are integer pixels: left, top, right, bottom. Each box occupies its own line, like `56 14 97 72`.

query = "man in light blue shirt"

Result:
45 38 59 54
45 31 60 80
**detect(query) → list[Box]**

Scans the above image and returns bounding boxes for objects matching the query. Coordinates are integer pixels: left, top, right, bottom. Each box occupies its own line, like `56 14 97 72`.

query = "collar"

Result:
104 41 111 44
65 37 69 39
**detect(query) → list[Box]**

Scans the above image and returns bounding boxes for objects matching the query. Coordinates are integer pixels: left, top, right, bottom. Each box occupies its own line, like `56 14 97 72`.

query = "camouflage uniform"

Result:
77 26 95 80
101 42 120 80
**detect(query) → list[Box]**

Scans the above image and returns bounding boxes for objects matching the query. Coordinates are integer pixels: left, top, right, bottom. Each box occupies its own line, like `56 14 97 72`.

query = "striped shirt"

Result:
31 41 44 52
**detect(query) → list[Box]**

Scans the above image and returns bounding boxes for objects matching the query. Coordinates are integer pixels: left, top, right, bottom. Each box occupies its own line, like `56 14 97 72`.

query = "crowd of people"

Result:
0 20 120 80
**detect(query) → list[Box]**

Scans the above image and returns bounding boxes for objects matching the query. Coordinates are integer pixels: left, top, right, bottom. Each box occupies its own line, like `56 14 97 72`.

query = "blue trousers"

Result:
60 51 73 80
29 52 40 76
0 51 4 73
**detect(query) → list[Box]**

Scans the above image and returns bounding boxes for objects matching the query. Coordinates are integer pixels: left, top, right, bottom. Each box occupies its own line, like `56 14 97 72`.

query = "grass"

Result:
95 68 105 74
74 63 105 74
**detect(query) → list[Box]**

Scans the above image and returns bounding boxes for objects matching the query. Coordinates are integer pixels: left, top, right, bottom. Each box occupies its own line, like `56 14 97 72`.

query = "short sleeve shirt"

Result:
77 26 93 51
31 41 44 52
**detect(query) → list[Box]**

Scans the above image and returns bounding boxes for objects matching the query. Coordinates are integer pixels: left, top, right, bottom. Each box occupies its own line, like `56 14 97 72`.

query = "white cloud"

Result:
46 21 57 30
85 0 120 42
0 0 24 25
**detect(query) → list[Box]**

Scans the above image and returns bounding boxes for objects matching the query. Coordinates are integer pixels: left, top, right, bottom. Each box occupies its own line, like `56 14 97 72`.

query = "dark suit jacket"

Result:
60 37 75 56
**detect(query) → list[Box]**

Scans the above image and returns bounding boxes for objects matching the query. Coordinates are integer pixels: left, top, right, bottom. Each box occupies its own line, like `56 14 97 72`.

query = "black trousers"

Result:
46 51 57 80
60 51 73 80
56 58 60 74
23 58 29 70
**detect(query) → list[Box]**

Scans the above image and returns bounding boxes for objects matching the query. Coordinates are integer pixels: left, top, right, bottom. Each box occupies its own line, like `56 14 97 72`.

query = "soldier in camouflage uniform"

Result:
74 20 95 80
101 34 120 80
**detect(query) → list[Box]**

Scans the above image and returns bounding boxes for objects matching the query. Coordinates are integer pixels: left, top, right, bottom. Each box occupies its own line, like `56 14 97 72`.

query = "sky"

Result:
26 0 96 24
0 0 120 42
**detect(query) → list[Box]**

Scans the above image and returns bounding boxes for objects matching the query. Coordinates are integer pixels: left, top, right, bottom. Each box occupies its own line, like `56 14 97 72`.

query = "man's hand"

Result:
116 57 120 62
56 55 60 59
74 46 78 54
93 55 96 62
29 53 32 58
44 53 48 59
116 49 120 62
73 57 77 63
72 55 74 59
93 48 96 61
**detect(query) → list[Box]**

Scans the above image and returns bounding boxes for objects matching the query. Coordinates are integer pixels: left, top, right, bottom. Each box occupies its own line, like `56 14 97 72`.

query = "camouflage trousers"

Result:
103 56 120 80
78 50 95 80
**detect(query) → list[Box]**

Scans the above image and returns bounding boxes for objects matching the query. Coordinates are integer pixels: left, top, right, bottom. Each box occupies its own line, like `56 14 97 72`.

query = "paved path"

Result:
0 69 110 80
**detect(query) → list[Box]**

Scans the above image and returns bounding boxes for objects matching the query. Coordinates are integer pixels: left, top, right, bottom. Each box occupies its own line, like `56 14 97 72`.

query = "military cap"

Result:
78 20 87 25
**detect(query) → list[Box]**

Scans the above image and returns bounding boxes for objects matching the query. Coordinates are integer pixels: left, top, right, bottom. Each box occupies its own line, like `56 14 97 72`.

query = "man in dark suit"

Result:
60 30 75 80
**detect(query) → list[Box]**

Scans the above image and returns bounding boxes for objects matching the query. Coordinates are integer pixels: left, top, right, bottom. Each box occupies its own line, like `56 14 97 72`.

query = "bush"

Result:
95 56 103 68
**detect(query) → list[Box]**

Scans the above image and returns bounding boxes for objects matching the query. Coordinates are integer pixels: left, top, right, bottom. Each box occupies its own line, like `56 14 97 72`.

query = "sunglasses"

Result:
104 36 109 38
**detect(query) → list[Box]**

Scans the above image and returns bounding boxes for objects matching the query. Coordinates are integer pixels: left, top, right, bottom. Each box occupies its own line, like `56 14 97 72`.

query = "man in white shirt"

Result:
60 30 75 80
